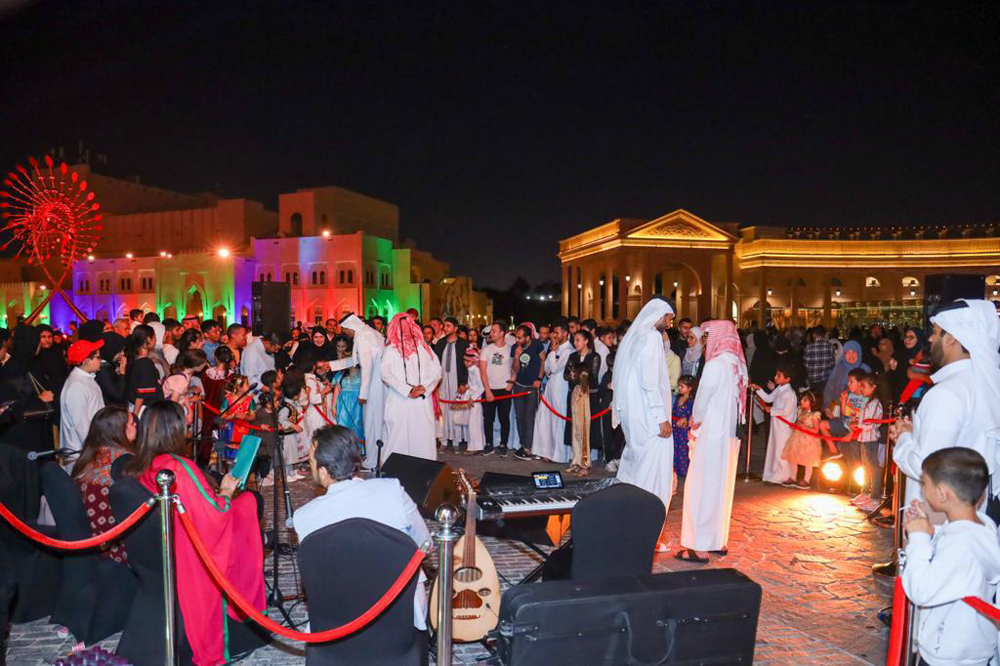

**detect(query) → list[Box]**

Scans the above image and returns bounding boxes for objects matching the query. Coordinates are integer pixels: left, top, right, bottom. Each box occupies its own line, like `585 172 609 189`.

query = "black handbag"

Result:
497 569 761 665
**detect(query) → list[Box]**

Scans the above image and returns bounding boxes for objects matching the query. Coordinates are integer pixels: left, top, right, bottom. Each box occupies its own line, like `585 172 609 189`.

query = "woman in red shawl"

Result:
125 401 267 665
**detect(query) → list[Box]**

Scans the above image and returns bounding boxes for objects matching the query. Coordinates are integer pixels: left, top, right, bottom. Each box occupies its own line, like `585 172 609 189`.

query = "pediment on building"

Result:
627 209 735 243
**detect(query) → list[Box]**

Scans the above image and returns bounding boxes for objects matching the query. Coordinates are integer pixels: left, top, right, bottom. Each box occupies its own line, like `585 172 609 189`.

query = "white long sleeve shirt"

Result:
756 383 797 422
894 359 999 504
902 514 1000 666
59 367 105 459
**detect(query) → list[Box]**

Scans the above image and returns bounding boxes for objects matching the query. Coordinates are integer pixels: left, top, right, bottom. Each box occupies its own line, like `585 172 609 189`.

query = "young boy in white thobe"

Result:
453 347 486 453
752 364 797 486
902 447 1000 666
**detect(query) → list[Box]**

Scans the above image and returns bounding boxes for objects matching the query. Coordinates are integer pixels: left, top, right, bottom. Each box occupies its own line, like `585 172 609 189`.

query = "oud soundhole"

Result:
454 567 483 583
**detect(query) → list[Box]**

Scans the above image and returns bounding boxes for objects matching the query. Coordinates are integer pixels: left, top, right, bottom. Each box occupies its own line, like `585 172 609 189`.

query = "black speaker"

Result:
251 281 291 336
380 453 461 517
498 568 762 665
924 273 985 327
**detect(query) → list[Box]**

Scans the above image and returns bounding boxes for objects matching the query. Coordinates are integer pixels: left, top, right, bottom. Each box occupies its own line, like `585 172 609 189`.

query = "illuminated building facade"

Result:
0 166 491 329
560 209 1000 329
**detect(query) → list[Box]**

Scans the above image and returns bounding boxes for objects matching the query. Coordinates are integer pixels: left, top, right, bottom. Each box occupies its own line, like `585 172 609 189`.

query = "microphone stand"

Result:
736 387 761 482
265 395 300 626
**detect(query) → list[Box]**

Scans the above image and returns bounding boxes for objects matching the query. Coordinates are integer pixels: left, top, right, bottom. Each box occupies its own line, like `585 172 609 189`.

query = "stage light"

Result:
853 466 865 486
125 253 133 259
322 229 331 238
217 247 230 258
821 462 843 482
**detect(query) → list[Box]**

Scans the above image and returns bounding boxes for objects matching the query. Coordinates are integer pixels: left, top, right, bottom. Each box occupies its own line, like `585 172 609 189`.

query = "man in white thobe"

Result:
340 313 387 468
611 298 675 545
531 320 573 463
240 332 281 388
60 340 106 470
379 313 442 461
892 299 1000 511
679 319 747 562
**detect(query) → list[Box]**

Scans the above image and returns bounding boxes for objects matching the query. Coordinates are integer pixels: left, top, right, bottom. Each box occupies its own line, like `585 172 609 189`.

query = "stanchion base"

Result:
876 605 892 627
872 560 897 578
736 473 761 482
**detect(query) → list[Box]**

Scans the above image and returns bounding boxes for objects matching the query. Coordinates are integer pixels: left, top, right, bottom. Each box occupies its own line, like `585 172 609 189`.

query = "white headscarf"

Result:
339 313 385 354
611 298 673 427
931 300 1000 476
931 299 1000 398
682 326 703 376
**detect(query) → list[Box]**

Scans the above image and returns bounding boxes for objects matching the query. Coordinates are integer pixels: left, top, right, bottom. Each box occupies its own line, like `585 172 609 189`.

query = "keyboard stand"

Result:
492 517 567 585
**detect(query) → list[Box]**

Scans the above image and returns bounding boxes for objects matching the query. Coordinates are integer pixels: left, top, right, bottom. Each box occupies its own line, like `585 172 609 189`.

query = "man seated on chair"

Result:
293 424 431 629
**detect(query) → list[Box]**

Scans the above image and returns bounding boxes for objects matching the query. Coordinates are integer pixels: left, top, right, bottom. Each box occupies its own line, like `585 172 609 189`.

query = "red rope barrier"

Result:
312 404 335 426
886 576 909 666
439 391 532 405
177 508 425 642
0 499 153 550
964 595 1000 622
773 414 861 443
537 391 610 422
201 402 278 432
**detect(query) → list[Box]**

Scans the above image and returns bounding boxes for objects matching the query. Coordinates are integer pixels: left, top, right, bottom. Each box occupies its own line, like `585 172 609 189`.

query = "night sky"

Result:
1 1 997 288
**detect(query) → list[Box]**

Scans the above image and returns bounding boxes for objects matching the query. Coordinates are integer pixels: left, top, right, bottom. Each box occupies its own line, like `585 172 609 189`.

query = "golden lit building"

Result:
559 209 1000 329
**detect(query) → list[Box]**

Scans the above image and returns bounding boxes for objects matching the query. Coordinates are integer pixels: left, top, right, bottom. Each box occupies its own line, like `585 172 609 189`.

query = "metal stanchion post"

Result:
874 463 904 578
737 388 760 482
156 469 178 666
433 504 462 666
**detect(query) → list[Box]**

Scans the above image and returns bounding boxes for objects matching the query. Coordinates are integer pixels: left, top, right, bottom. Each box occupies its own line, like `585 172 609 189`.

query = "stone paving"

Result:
6 451 894 665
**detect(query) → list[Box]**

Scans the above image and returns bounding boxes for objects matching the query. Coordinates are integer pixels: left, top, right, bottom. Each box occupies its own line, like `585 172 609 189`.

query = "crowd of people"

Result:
2 296 1000 666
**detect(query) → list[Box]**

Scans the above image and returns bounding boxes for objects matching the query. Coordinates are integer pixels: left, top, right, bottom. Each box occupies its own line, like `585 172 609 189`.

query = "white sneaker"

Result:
605 459 619 472
286 472 304 482
259 475 274 487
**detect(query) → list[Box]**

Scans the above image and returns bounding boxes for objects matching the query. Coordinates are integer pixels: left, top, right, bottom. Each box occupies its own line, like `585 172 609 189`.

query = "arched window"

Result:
319 271 326 285
339 270 345 284
865 276 881 288
290 213 303 236
311 271 318 285
285 272 291 283
293 272 299 286
901 276 920 288
347 269 353 284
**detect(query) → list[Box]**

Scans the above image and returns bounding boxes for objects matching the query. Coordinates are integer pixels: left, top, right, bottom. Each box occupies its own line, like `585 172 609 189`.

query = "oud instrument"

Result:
429 469 501 642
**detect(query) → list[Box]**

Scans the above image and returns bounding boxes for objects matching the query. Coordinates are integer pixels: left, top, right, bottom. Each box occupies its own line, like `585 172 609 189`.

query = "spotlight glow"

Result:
853 466 865 486
821 462 843 482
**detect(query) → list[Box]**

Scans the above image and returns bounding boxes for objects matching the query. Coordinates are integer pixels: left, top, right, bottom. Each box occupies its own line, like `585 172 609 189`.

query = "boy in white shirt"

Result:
452 347 486 454
751 364 798 486
902 447 1000 666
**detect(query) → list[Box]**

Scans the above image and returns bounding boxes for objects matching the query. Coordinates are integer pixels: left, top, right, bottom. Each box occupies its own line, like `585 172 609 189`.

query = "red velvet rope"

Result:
773 414 861 443
438 390 532 405
886 576 909 666
0 498 153 550
177 508 425 642
964 595 1000 621
312 404 335 426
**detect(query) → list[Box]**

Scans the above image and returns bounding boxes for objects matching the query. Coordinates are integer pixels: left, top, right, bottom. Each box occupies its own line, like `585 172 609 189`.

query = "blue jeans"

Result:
860 441 884 498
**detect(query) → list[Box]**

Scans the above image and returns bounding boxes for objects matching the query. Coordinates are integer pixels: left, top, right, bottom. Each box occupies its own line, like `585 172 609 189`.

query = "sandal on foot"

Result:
709 548 728 556
674 548 709 564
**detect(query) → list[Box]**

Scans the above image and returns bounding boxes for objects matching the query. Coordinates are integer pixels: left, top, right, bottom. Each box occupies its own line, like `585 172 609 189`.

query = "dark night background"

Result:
1 1 997 289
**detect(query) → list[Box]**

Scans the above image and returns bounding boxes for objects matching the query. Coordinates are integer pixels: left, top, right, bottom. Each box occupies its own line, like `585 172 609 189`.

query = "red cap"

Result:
67 338 104 366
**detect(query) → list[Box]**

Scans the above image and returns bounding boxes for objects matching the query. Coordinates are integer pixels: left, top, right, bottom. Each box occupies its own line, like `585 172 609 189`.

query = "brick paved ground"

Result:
7 449 893 665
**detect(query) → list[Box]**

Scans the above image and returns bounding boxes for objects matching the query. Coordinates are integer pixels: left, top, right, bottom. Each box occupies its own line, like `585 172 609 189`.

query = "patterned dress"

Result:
76 446 129 563
672 395 694 477
334 367 365 445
